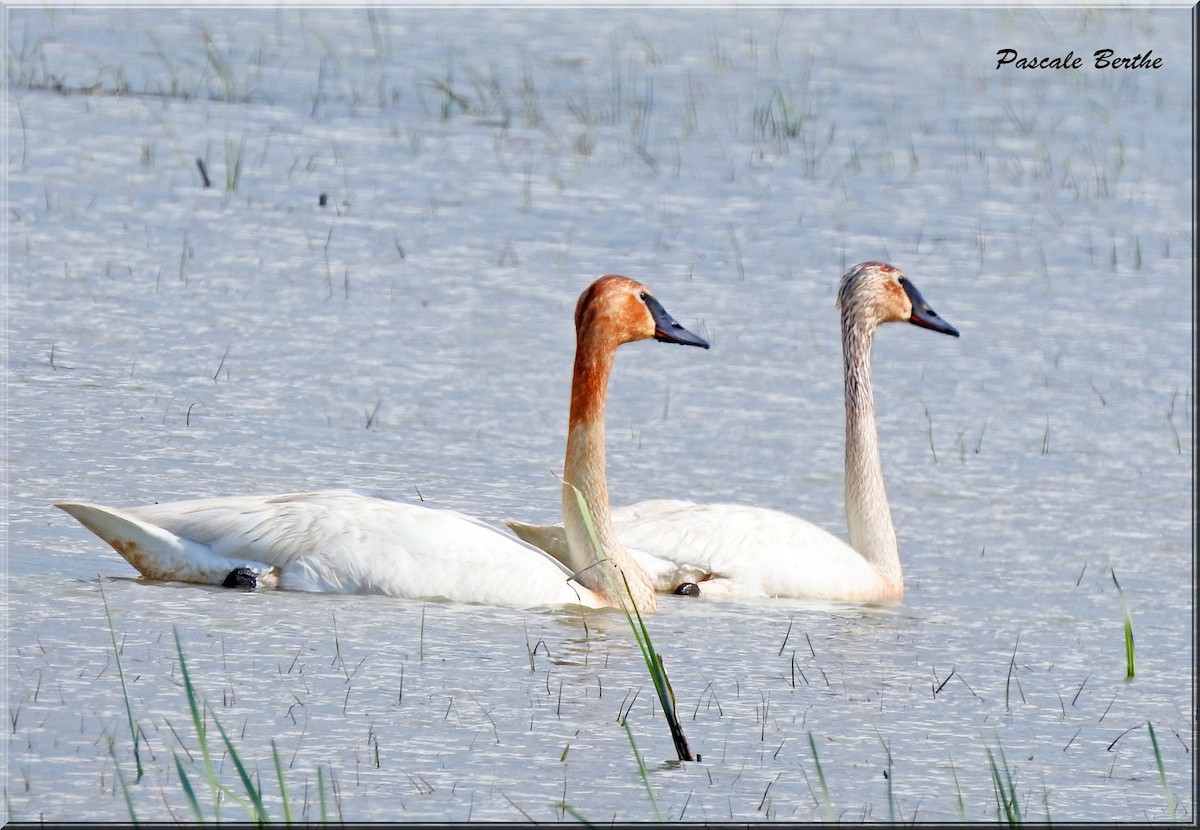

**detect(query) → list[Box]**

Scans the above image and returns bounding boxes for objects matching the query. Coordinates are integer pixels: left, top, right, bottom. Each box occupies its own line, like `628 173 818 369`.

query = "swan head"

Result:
576 275 710 349
837 262 959 337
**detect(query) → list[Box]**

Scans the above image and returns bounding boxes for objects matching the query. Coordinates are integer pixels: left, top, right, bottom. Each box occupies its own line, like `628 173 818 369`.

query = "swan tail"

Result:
55 501 277 587
503 520 571 565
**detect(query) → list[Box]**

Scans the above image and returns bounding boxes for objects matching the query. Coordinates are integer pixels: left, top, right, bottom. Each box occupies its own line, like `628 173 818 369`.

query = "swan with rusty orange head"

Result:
507 261 960 603
55 275 709 612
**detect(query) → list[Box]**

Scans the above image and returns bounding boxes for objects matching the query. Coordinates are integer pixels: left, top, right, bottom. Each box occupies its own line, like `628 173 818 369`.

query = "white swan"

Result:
507 262 959 603
55 275 709 612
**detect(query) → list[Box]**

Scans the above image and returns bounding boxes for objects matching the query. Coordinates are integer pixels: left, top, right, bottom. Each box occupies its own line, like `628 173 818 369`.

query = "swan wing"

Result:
58 491 606 609
504 519 571 562
54 500 279 585
504 505 706 594
614 500 888 600
510 499 888 601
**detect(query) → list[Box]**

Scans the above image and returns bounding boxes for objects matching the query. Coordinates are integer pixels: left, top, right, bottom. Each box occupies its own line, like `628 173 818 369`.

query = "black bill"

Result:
902 278 960 337
645 293 711 349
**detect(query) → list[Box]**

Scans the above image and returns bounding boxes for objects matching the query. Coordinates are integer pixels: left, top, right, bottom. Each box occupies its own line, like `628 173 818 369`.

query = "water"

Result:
4 6 1193 823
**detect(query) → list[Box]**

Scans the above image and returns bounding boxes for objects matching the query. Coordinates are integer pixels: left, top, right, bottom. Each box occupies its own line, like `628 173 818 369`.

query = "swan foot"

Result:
673 582 701 596
222 567 258 590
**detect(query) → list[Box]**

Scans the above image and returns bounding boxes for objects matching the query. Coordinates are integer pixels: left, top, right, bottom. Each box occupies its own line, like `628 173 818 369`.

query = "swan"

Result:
506 262 959 603
55 275 709 612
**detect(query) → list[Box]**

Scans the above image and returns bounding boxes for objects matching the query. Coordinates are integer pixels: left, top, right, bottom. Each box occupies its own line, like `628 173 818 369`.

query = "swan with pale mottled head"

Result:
507 262 959 603
56 275 709 612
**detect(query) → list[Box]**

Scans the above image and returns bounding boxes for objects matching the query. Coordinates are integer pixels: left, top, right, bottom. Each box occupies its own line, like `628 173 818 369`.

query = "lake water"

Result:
4 5 1193 823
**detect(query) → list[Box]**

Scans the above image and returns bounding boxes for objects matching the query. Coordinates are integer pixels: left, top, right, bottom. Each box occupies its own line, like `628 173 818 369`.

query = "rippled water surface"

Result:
5 6 1193 823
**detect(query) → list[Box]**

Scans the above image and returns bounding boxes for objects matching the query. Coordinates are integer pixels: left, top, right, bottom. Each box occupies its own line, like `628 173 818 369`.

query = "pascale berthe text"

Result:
995 49 1162 70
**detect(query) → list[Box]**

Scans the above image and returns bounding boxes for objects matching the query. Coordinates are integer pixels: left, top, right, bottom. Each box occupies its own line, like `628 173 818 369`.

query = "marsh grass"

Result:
108 741 138 823
948 755 969 821
753 87 808 144
98 610 337 825
173 626 261 821
99 580 144 782
560 722 661 823
986 740 1022 824
178 233 191 283
200 27 245 104
171 626 346 824
1146 721 1177 819
568 483 698 763
76 562 1188 825
805 731 834 822
1110 570 1136 678
621 718 662 822
1004 632 1022 708
876 728 897 823
224 135 246 191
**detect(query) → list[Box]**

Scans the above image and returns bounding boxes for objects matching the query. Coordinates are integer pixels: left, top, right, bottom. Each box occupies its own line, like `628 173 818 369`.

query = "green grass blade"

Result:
986 743 1021 825
108 739 139 826
173 752 205 823
986 747 1004 821
1123 615 1136 678
99 580 144 781
561 804 594 825
318 765 329 824
807 731 833 822
948 753 967 821
1147 721 1176 817
173 628 207 754
566 481 612 594
622 579 696 762
1110 570 1136 678
874 727 895 823
621 716 662 822
174 627 250 818
211 712 269 823
272 739 295 825
567 482 697 762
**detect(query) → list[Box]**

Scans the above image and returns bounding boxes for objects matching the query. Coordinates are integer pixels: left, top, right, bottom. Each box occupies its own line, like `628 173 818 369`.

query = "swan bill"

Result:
901 278 959 337
644 294 710 349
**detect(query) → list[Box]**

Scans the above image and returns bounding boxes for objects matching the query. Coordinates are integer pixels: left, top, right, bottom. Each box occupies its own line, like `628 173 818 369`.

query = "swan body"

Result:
56 276 709 612
56 491 611 608
507 262 959 603
507 499 885 602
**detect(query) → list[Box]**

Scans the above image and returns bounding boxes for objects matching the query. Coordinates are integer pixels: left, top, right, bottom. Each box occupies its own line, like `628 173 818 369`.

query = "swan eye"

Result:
638 290 649 302
896 276 908 286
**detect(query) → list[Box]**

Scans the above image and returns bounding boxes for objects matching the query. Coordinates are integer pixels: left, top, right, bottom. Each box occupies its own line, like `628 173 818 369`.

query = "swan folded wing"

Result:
505 503 705 595
54 501 278 586
509 500 755 596
123 491 604 608
508 498 887 601
610 501 890 602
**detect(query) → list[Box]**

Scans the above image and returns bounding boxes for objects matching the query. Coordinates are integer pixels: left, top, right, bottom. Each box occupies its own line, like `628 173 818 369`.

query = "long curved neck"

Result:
561 332 658 612
842 314 901 591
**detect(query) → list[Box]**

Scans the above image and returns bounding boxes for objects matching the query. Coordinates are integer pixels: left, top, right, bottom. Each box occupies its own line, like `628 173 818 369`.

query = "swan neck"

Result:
842 315 901 589
561 335 657 612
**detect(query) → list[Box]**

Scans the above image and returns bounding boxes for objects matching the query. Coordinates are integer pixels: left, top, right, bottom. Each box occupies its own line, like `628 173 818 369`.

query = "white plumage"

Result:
56 275 709 611
57 491 607 608
508 262 960 603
